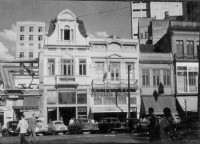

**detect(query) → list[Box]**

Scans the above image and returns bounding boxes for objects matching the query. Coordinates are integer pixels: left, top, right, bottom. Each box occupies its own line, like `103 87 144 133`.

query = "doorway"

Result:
59 107 76 126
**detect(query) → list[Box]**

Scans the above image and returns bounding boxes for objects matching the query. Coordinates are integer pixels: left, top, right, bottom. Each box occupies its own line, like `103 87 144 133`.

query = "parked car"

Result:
98 117 126 133
48 120 68 135
35 118 48 135
68 118 99 134
2 121 19 137
120 118 140 132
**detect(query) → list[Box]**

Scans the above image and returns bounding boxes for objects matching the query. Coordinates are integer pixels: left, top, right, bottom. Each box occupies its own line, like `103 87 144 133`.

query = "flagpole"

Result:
128 65 131 119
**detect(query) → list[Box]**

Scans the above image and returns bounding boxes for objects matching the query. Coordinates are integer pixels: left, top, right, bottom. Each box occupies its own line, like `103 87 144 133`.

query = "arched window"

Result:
64 25 70 40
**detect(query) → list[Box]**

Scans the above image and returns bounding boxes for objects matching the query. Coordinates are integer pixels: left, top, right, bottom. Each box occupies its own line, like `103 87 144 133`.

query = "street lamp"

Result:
128 65 131 119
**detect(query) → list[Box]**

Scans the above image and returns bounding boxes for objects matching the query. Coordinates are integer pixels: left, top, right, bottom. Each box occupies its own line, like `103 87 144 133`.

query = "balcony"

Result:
175 54 198 60
92 79 138 92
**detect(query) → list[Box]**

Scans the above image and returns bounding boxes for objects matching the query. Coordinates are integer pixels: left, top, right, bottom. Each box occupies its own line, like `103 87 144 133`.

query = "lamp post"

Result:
128 65 131 119
184 98 187 117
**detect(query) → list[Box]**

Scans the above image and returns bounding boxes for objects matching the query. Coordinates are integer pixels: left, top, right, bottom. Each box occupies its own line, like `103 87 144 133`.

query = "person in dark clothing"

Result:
148 107 160 142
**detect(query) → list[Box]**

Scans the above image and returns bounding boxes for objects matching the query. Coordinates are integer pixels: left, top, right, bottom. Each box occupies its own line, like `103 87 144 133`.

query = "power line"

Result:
77 6 129 18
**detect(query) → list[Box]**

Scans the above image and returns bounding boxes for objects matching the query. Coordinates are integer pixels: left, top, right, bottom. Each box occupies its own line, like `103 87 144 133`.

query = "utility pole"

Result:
128 65 131 119
198 43 200 121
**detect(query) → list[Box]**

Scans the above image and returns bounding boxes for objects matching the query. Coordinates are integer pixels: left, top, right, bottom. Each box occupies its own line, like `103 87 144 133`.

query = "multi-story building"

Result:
139 46 176 116
89 36 140 120
131 1 183 40
16 21 45 62
40 9 140 125
155 21 200 116
40 9 90 125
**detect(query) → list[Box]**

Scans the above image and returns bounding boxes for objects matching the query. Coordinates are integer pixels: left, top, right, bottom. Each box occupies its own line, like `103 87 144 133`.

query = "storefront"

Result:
46 85 89 125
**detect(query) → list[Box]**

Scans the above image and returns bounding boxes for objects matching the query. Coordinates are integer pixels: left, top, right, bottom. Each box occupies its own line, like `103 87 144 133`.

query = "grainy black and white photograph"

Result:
0 0 200 144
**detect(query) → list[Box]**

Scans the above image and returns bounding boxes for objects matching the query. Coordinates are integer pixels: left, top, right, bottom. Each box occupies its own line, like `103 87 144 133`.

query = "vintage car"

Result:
48 120 68 135
120 118 140 132
98 117 126 133
68 118 99 134
35 118 48 135
2 121 19 136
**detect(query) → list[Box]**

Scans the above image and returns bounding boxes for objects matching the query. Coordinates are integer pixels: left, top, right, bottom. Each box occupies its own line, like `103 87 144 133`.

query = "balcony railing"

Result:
92 79 138 92
175 54 198 60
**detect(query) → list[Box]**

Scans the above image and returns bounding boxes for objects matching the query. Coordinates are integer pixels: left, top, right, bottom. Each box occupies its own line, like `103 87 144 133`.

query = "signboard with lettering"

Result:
56 76 78 85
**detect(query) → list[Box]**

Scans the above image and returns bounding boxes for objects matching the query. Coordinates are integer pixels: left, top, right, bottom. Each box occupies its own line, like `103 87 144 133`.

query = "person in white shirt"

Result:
69 117 74 125
16 114 29 144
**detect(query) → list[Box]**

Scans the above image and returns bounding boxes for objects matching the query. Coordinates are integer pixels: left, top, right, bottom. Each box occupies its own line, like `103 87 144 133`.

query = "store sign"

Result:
56 76 77 85
9 95 19 98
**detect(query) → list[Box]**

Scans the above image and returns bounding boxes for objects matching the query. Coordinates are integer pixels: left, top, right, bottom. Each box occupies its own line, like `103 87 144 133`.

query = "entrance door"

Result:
59 107 76 126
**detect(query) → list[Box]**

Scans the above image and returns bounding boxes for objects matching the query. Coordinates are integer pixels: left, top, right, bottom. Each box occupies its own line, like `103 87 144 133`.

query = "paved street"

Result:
0 133 149 144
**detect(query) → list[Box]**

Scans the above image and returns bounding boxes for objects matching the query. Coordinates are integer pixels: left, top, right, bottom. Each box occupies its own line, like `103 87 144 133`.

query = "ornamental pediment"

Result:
57 9 76 21
107 54 122 58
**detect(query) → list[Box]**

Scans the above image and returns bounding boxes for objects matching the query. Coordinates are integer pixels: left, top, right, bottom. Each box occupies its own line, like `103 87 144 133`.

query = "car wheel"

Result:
52 131 56 135
77 129 82 134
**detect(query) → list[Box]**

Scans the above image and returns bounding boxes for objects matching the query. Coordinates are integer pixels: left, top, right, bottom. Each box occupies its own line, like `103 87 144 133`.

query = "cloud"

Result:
0 25 17 42
95 31 109 38
0 42 14 60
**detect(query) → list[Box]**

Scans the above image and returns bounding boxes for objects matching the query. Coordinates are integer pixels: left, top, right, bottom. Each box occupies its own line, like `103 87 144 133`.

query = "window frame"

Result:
153 69 160 86
79 59 86 76
29 27 34 32
142 69 150 86
163 69 170 86
47 58 55 76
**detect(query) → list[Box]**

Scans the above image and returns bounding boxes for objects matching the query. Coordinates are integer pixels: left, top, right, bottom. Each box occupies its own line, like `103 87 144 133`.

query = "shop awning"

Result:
176 96 197 112
141 95 177 115
91 106 128 113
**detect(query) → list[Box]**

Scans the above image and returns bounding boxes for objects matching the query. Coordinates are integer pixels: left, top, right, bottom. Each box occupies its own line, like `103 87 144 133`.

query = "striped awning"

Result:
141 95 177 115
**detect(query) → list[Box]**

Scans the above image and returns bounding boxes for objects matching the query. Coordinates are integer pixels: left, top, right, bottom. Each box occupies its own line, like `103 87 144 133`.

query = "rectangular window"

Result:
20 35 24 41
64 29 70 40
142 69 149 86
29 35 33 41
77 91 87 104
187 41 194 59
79 59 86 75
110 62 120 81
103 92 116 105
38 35 42 41
177 66 187 93
20 43 24 46
77 107 87 119
47 91 57 105
38 27 42 32
20 26 24 32
20 52 24 58
117 93 126 105
47 58 55 75
95 62 104 79
29 27 34 32
29 52 33 58
61 59 73 75
176 40 184 58
153 70 160 86
58 91 76 104
163 69 170 86
94 93 102 105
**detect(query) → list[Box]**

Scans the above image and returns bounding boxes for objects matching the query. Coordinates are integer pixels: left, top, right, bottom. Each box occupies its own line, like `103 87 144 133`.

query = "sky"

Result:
0 0 132 59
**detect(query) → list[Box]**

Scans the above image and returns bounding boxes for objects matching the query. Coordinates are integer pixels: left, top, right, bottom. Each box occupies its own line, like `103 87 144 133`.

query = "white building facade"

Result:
40 9 140 125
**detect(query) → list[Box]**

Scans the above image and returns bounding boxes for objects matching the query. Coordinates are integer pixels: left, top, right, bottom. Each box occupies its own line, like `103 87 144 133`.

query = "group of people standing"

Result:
146 107 177 144
15 113 39 144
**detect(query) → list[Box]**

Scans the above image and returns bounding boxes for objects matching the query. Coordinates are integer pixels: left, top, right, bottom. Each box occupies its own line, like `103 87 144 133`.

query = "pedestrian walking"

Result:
160 107 176 144
28 113 39 144
15 114 29 144
147 107 160 143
